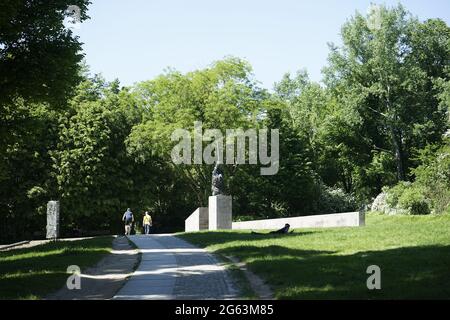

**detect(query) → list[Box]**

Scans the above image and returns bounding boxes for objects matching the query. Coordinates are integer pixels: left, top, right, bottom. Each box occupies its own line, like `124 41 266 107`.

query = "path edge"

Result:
173 235 274 300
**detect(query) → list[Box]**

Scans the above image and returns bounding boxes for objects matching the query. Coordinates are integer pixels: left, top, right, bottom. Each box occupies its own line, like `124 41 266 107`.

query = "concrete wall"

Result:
185 207 209 232
232 211 365 230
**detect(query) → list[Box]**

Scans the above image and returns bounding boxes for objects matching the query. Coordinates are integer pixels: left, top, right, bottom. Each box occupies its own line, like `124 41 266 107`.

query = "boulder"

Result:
371 192 407 215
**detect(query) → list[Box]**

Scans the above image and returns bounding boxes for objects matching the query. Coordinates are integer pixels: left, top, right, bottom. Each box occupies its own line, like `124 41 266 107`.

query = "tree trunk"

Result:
341 169 353 193
384 84 405 181
389 125 405 181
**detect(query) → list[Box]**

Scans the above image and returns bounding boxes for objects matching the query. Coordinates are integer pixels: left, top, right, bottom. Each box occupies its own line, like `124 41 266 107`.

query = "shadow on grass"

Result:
180 230 316 247
217 245 334 260
0 237 112 299
213 244 450 299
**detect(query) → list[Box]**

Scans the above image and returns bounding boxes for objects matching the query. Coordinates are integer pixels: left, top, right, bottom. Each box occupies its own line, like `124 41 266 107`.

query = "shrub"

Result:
318 185 357 213
397 187 430 215
413 143 450 214
382 182 430 215
234 215 259 222
384 182 411 209
270 201 290 217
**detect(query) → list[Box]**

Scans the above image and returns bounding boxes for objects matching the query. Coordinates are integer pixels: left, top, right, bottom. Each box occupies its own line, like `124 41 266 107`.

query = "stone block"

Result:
185 207 208 232
208 195 232 230
46 200 60 239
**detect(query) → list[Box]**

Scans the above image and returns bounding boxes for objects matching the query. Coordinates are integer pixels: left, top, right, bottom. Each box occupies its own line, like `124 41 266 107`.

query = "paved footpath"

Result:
113 234 239 300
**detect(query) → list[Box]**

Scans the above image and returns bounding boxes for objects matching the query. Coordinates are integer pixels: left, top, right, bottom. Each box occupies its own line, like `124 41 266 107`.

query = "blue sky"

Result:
74 0 450 90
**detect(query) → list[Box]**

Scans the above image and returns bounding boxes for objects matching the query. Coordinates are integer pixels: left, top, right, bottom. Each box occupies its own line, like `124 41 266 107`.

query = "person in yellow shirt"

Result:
143 211 152 235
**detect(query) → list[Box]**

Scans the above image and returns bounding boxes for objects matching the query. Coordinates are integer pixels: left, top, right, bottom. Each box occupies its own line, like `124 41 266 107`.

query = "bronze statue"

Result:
211 162 225 195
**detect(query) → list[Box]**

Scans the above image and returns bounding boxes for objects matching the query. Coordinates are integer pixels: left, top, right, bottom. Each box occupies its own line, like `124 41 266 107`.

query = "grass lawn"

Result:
0 236 113 299
178 213 450 299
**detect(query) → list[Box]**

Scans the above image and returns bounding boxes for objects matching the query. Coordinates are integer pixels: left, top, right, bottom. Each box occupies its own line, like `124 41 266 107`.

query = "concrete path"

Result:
113 234 238 300
47 236 139 300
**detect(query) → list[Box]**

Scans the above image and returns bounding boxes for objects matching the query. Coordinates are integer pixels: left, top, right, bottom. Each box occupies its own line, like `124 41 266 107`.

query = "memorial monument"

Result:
209 162 232 230
46 200 60 239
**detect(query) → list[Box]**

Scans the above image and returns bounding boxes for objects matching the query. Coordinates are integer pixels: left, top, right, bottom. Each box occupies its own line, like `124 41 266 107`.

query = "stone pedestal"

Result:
208 195 232 230
185 207 209 232
46 200 60 239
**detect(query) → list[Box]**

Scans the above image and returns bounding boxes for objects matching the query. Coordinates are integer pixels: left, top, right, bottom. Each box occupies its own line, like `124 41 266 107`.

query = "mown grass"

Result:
178 213 450 299
0 236 113 299
216 255 259 299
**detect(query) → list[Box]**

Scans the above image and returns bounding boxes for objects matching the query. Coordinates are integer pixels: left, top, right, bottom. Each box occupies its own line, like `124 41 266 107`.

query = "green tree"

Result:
324 4 450 185
0 0 91 242
0 0 90 106
52 76 139 233
127 57 267 206
0 100 59 241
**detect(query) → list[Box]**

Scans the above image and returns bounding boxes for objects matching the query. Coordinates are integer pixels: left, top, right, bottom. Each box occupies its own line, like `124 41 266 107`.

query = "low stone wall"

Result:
185 207 209 232
232 211 365 230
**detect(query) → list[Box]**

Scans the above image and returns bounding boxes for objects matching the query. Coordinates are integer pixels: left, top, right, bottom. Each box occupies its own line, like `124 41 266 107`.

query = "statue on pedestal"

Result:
211 162 225 196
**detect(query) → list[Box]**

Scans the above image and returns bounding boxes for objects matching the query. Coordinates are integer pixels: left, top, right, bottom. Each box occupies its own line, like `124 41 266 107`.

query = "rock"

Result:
371 192 407 215
371 192 388 213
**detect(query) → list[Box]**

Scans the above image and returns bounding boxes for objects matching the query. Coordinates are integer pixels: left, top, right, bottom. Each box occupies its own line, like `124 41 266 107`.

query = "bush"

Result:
413 143 450 214
318 185 357 213
380 143 450 215
384 182 430 215
270 201 290 217
234 215 259 222
385 182 410 208
397 187 430 215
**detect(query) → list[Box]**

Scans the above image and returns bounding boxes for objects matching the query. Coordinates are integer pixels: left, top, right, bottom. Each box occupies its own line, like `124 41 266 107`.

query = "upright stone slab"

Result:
46 200 60 239
185 207 209 232
208 195 232 230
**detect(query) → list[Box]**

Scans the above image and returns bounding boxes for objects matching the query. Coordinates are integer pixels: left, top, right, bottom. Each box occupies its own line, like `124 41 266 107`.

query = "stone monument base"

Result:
208 195 232 230
185 207 209 232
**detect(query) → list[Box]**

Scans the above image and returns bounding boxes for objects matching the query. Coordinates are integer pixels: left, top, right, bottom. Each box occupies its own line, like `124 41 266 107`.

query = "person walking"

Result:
122 208 134 236
142 211 152 235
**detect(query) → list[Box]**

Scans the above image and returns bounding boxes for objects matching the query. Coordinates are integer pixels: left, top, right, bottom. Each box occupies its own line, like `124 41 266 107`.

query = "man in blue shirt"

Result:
122 208 134 236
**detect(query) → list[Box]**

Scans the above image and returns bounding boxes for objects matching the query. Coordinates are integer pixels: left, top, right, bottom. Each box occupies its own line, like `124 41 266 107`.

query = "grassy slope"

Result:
0 236 112 299
178 213 450 299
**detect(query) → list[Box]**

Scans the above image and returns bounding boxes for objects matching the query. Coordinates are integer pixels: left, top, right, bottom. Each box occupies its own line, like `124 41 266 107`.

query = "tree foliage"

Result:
1 3 449 242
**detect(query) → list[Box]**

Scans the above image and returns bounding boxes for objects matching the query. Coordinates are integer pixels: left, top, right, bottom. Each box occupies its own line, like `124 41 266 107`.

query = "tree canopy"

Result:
1 3 449 243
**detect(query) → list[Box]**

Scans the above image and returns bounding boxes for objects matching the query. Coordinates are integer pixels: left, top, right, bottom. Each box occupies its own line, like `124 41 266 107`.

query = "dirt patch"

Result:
46 236 140 300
